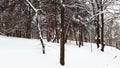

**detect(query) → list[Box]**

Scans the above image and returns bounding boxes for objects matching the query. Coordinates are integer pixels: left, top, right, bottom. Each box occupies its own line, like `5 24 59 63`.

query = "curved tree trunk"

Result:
37 20 45 54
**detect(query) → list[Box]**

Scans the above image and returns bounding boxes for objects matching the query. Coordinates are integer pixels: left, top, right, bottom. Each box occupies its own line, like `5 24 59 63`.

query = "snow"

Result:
0 35 120 68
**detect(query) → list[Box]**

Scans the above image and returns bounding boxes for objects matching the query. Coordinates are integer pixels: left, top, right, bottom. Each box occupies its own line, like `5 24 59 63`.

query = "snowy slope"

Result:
0 35 120 68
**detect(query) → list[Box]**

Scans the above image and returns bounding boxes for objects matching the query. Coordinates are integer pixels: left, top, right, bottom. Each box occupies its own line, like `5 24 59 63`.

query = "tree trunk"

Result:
47 20 51 42
81 24 84 46
26 6 31 38
78 24 81 47
37 16 45 54
55 15 59 43
52 0 59 43
73 26 78 45
60 5 65 65
100 0 105 52
55 21 59 43
95 0 100 48
96 16 100 48
39 35 45 54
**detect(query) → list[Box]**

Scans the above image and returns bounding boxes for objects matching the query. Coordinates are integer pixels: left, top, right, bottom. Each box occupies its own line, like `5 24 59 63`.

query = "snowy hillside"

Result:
0 35 120 68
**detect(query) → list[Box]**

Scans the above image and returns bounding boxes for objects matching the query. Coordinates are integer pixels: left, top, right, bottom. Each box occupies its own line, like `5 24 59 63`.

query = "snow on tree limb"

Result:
90 10 107 19
25 0 45 14
25 0 37 12
0 32 5 36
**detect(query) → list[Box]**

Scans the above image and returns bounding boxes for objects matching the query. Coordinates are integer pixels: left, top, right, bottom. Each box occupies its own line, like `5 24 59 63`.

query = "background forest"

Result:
0 0 120 53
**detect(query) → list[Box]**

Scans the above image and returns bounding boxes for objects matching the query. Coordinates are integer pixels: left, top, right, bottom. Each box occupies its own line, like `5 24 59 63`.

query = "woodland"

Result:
0 0 120 65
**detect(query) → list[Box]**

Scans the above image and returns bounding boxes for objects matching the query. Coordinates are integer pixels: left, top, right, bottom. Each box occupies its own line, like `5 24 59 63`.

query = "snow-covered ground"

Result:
0 35 120 68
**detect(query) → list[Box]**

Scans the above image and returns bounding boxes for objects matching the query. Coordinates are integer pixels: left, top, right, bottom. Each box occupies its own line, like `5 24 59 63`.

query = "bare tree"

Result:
25 0 45 54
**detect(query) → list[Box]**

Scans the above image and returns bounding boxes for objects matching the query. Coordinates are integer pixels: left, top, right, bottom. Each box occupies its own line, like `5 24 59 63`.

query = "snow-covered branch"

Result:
103 0 113 9
25 0 37 12
0 32 5 36
63 3 80 8
25 0 45 14
90 10 107 19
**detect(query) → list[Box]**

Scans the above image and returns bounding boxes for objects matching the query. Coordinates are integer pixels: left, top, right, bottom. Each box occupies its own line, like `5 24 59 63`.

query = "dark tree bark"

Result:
39 36 45 54
73 26 78 45
81 24 83 46
47 19 51 42
64 25 68 44
100 0 105 52
53 7 59 43
96 15 100 48
95 0 100 48
53 1 59 43
55 19 59 43
26 6 31 38
60 3 65 65
78 24 81 47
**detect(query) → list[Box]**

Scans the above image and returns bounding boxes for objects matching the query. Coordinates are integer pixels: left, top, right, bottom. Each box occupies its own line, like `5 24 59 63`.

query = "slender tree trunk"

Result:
37 23 45 54
47 20 51 42
39 35 45 54
55 12 59 43
55 21 59 43
52 0 59 43
26 6 31 38
81 24 83 46
100 0 105 52
64 25 68 43
96 16 100 48
73 26 78 45
60 4 65 65
95 0 100 48
78 24 81 47
36 15 45 54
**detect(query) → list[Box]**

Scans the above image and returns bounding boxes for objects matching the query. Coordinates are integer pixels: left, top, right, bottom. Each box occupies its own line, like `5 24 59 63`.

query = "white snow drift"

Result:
0 35 120 68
